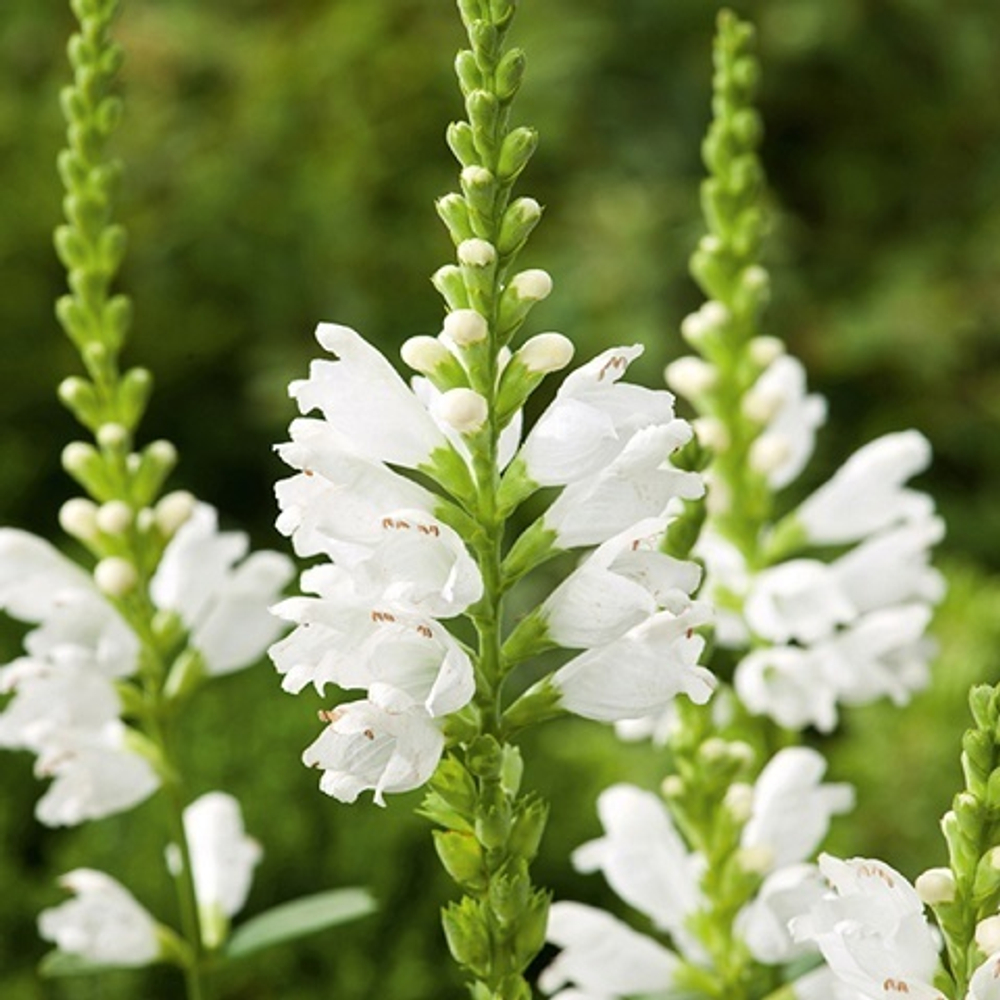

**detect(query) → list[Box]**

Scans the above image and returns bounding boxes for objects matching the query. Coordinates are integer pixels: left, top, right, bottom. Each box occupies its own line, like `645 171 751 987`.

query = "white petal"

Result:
0 529 93 623
969 953 1000 1000
38 869 160 966
541 901 680 998
184 792 262 920
290 323 446 468
302 701 444 806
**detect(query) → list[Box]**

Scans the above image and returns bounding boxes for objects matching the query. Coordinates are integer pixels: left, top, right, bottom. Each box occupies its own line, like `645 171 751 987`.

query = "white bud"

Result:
96 423 129 450
915 867 956 906
748 336 785 367
749 435 791 477
461 165 493 187
59 498 99 541
518 333 574 374
94 557 138 597
401 336 452 374
693 416 729 452
509 269 553 302
742 265 769 292
443 309 489 346
681 301 730 344
701 737 730 762
742 383 783 424
155 491 196 536
660 775 684 799
737 845 774 875
137 508 157 533
457 238 496 267
96 500 133 535
438 388 488 433
665 356 716 397
699 235 722 255
147 440 178 467
724 782 754 822
62 441 94 472
976 915 1000 956
705 472 731 516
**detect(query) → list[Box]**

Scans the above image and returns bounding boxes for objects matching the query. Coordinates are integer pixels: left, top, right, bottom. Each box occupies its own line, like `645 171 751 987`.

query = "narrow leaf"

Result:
39 950 140 978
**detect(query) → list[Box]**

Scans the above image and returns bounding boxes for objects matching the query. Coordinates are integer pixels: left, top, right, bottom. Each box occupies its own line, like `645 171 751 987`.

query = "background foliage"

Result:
1 0 998 996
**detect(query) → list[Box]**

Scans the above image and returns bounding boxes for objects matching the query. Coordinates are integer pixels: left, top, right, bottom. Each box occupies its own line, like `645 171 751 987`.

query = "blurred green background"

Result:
1 0 999 996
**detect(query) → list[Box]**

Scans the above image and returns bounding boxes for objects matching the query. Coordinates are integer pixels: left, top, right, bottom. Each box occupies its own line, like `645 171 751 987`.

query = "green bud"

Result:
460 166 497 231
509 796 548 862
442 898 491 978
497 127 537 181
662 498 707 561
499 514 556 584
129 439 178 507
495 48 526 102
488 859 530 925
64 191 107 234
447 121 480 169
95 96 123 137
434 830 488 892
57 376 100 429
962 730 993 794
468 21 499 63
455 50 483 96
62 440 115 501
969 686 996 731
117 367 153 429
496 197 542 258
972 849 1000 909
467 735 504 779
429 755 479 817
431 265 471 310
466 90 500 154
68 267 106 309
501 609 553 666
985 766 1000 808
54 224 89 269
164 648 207 704
102 294 132 348
58 149 88 190
436 194 475 245
511 889 550 969
475 803 511 852
499 744 523 797
503 678 563 733
496 267 552 342
151 608 186 653
98 223 127 273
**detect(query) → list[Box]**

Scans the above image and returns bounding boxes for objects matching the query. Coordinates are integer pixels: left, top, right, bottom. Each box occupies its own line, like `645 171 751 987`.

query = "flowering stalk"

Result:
272 1 711 995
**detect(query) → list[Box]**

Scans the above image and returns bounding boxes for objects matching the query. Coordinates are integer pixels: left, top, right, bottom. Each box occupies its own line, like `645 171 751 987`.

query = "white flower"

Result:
543 425 703 550
151 504 294 675
743 355 826 490
184 792 262 948
791 853 943 999
742 747 854 872
38 869 160 966
519 345 680 487
542 518 701 649
540 902 681 1000
970 954 1000 1000
570 784 704 959
302 699 445 806
737 863 829 964
33 723 160 827
552 604 715 722
794 430 934 544
735 644 839 732
290 323 449 468
0 528 94 622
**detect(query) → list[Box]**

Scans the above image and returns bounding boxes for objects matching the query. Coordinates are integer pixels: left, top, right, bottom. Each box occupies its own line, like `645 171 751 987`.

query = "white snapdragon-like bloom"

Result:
791 854 946 999
38 869 161 966
302 699 445 806
290 323 449 469
152 504 294 675
543 757 854 1000
744 355 826 490
793 430 934 545
183 792 262 948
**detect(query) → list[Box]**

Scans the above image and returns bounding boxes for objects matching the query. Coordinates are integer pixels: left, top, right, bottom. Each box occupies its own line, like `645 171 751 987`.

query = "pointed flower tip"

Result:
510 268 553 302
519 332 574 374
443 308 488 345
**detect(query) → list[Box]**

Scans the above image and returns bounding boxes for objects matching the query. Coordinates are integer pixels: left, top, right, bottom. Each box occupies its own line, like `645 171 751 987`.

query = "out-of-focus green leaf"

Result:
38 950 138 978
225 888 376 959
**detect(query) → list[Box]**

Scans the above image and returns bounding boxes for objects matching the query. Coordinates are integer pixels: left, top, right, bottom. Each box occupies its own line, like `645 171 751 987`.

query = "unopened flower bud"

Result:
431 265 469 310
976 915 1000 956
460 165 493 188
724 782 754 822
737 845 774 875
155 491 196 536
665 356 716 397
915 867 956 905
443 309 488 346
661 775 684 799
748 336 785 367
59 498 99 541
438 388 488 433
145 440 178 469
94 556 138 597
509 269 552 302
681 301 730 344
96 500 133 535
96 422 129 450
742 383 784 424
518 333 574 374
749 436 791 477
457 239 496 268
693 417 729 452
401 336 452 374
742 265 769 293
137 508 156 533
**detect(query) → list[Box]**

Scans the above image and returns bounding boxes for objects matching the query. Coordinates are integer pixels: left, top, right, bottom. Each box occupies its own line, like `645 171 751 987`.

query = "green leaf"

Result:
225 887 376 959
39 950 137 978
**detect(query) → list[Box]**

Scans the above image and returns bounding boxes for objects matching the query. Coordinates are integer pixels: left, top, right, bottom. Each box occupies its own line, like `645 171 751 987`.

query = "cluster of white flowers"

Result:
671 344 944 733
792 854 1000 1000
540 747 854 1000
39 791 261 965
0 502 292 826
271 320 713 803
